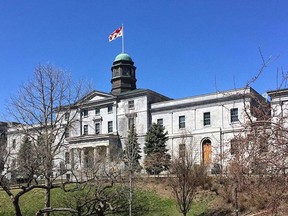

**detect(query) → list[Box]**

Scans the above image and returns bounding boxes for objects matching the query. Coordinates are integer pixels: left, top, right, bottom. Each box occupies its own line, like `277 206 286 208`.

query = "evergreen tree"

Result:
17 136 40 180
123 124 142 216
144 123 170 175
123 124 142 172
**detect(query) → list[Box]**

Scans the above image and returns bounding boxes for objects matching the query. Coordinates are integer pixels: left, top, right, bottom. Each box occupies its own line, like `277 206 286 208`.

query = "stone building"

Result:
6 52 267 177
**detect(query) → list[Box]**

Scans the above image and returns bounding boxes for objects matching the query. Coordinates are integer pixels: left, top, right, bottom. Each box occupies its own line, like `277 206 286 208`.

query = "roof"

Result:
114 53 133 62
267 88 288 97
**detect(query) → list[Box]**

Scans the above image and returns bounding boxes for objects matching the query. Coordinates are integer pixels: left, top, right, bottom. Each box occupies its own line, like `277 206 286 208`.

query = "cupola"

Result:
110 53 137 94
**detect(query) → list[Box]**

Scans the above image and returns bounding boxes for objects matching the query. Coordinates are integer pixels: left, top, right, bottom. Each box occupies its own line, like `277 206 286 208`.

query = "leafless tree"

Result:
216 52 288 215
168 133 210 216
1 64 88 216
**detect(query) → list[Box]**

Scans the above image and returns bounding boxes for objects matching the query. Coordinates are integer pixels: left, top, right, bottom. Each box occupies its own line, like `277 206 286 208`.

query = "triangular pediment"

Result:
77 90 115 105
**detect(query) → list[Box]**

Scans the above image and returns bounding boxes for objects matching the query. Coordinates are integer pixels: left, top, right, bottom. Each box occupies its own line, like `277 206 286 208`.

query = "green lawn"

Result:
0 187 212 216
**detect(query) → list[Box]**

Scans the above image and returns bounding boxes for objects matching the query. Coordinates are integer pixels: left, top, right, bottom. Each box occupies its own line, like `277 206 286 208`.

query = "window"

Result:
65 112 70 121
128 100 134 109
66 174 71 181
12 139 16 149
203 112 211 126
95 122 100 134
65 152 70 164
230 139 238 155
157 118 163 127
179 144 186 158
97 146 107 157
84 148 94 168
123 67 130 76
230 108 239 123
83 125 88 135
108 105 113 113
65 128 69 138
128 117 135 130
108 121 113 133
179 116 185 129
95 107 100 115
82 109 88 117
113 68 120 77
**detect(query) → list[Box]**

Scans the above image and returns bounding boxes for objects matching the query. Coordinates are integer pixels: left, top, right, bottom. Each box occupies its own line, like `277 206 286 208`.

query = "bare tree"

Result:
168 133 210 216
216 53 288 215
1 64 88 216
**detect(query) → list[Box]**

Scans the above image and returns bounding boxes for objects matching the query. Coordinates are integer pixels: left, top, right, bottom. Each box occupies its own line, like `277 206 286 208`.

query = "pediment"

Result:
77 90 115 104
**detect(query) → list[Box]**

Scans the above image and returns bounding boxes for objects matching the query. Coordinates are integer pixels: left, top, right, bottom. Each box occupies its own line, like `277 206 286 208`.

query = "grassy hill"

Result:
0 182 213 216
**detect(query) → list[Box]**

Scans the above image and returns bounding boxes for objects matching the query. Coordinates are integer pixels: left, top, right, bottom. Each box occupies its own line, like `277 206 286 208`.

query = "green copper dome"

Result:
114 53 133 62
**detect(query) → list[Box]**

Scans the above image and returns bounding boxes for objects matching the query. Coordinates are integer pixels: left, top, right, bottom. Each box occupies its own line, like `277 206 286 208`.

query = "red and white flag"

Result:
109 26 123 42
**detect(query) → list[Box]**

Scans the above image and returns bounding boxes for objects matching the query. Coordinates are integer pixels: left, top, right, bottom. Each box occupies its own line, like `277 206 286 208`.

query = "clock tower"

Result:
111 53 137 95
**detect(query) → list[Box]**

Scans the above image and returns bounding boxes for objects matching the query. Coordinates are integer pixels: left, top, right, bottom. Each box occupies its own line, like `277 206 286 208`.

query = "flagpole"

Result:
122 24 125 53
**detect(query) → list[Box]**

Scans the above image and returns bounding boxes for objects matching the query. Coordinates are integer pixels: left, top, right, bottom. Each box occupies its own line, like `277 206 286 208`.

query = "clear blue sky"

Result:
1 0 288 120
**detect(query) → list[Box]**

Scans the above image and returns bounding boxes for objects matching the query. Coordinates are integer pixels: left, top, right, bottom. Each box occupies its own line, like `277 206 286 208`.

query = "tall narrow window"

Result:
83 125 88 135
12 139 16 149
95 122 100 134
230 108 239 123
179 116 185 129
65 112 70 121
203 112 211 126
230 139 238 155
108 105 113 113
65 152 70 164
65 128 69 138
179 144 186 158
82 109 88 117
128 100 134 109
157 118 163 127
108 121 113 133
95 107 100 115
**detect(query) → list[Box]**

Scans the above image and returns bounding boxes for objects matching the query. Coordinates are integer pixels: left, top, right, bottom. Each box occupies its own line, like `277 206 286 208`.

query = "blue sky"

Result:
1 0 288 120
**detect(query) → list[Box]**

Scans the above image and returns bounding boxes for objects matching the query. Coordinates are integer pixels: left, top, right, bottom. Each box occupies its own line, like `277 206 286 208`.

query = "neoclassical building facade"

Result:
6 52 268 178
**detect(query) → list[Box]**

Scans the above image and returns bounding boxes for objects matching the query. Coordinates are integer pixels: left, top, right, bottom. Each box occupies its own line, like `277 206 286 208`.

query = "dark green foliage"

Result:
17 136 40 179
144 123 170 175
0 135 6 172
123 124 142 172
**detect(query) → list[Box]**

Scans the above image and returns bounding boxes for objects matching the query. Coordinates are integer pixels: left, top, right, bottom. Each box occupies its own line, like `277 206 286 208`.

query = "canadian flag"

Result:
109 26 123 42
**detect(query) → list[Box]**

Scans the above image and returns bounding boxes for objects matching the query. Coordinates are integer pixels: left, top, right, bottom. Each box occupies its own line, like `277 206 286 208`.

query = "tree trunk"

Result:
13 197 23 216
44 177 51 216
129 170 133 216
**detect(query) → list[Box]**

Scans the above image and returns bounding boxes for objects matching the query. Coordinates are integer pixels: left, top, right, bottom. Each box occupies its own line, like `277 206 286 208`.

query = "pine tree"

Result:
123 124 142 216
17 136 40 180
123 124 142 172
144 123 170 175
